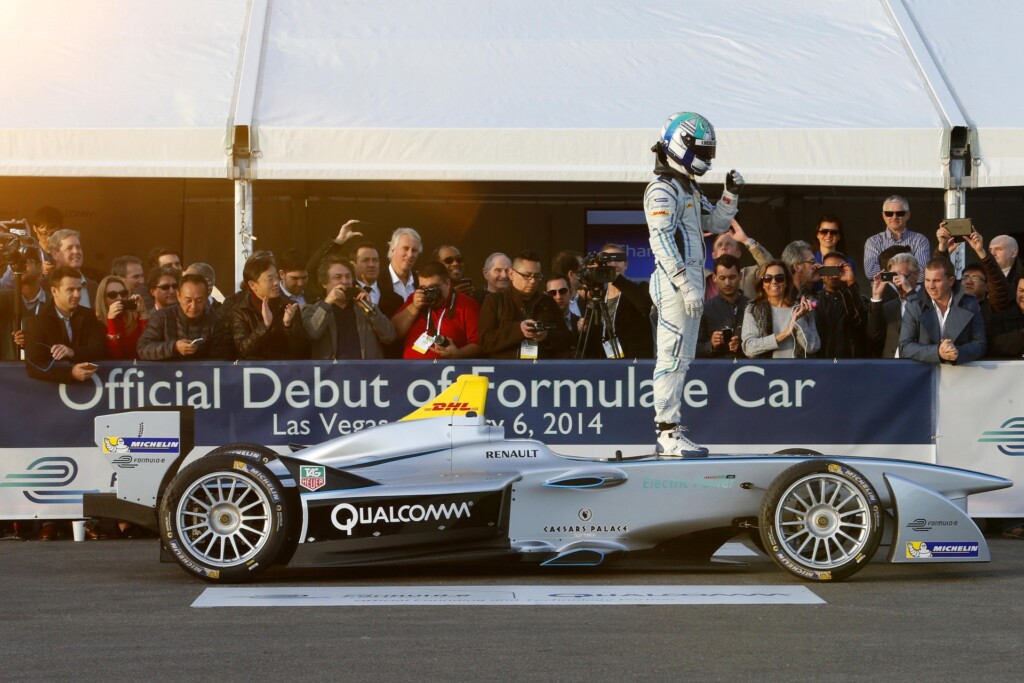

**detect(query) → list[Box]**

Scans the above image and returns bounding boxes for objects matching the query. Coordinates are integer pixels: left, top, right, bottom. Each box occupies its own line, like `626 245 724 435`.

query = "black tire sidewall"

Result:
759 460 883 582
160 453 289 583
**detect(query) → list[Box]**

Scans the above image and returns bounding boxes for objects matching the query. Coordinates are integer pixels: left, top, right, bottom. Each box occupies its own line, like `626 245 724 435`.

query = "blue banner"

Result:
0 360 934 449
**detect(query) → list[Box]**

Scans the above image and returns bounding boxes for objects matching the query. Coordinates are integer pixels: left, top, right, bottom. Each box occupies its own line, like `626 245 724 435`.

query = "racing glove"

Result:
671 270 703 319
725 169 745 195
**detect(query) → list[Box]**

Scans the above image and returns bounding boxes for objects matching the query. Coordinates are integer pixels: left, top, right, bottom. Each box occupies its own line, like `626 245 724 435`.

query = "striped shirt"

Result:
863 229 931 279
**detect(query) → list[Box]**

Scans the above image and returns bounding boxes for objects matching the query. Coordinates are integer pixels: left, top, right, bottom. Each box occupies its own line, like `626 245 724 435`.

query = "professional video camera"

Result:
578 250 626 289
0 219 43 275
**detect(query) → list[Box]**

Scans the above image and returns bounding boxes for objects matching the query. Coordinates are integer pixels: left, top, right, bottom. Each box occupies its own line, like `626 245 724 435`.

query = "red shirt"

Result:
397 291 480 359
105 315 147 359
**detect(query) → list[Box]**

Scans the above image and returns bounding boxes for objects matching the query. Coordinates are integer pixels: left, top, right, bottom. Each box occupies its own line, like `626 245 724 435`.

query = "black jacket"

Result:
231 294 308 360
23 301 105 383
579 275 655 359
137 305 232 360
479 288 571 359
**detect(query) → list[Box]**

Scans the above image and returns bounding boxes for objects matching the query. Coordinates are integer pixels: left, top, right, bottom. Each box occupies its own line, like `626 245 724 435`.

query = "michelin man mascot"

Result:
646 111 744 456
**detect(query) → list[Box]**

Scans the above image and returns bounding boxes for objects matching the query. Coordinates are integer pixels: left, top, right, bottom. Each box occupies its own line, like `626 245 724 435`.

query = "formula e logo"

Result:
299 466 326 492
331 501 472 536
0 457 93 505
978 417 1024 456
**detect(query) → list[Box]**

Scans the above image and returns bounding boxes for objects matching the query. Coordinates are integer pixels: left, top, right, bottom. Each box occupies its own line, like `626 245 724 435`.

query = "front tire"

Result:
159 453 290 583
759 460 883 582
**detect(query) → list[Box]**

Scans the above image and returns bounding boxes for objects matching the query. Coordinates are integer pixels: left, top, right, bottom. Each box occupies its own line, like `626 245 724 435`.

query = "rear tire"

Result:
759 460 883 581
159 453 290 583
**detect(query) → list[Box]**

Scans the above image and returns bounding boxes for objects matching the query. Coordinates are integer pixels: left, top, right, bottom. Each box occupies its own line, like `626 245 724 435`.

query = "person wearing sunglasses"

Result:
741 260 819 359
147 265 180 312
646 111 744 457
544 273 580 358
812 214 857 273
479 250 571 359
433 244 475 297
95 275 147 359
863 195 931 280
23 265 105 384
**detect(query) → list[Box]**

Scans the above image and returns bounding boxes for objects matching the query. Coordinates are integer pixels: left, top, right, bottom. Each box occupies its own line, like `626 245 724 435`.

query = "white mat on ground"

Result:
193 584 822 607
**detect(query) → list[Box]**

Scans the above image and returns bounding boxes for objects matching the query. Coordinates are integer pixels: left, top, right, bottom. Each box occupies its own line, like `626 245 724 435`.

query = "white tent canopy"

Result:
0 0 1020 188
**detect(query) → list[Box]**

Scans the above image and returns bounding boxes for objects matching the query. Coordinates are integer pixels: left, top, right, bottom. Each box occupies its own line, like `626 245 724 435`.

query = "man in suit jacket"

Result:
545 273 581 358
867 253 921 358
23 266 104 383
302 256 396 360
899 258 986 364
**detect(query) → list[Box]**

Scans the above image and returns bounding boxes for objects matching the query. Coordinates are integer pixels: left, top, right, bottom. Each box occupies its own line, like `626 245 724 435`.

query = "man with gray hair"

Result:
866 252 921 357
473 252 512 305
863 195 931 280
48 229 97 308
989 234 1021 294
387 227 422 300
781 240 818 296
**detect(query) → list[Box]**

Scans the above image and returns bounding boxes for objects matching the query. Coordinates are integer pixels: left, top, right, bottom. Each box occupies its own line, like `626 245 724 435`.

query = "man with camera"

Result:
1 252 47 360
867 253 921 358
137 273 231 361
392 260 480 360
577 244 654 360
814 251 867 358
302 256 396 360
697 254 747 358
479 251 570 359
646 111 742 456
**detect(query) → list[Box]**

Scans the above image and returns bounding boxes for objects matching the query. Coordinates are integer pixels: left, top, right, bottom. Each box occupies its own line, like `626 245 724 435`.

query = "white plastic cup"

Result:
71 520 86 542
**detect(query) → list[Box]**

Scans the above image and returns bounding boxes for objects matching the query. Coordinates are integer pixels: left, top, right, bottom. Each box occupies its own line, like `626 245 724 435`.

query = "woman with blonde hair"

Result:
95 275 148 359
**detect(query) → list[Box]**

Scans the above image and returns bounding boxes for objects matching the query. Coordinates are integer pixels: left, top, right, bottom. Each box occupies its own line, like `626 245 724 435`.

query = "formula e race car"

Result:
86 375 1011 583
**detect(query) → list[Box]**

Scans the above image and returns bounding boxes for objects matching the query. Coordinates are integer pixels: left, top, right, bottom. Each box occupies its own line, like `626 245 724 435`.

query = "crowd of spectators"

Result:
2 199 1023 539
3 199 1023 371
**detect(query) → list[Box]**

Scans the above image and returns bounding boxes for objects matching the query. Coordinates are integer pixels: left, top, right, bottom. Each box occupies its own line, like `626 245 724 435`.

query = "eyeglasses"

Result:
105 291 129 300
156 283 179 291
761 274 787 284
817 229 840 235
546 287 569 296
512 268 544 282
441 256 463 265
963 275 986 282
883 211 907 218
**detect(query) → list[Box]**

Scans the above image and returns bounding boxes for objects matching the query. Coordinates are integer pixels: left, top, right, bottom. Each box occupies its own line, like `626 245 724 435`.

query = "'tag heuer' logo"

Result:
299 465 326 492
103 437 179 454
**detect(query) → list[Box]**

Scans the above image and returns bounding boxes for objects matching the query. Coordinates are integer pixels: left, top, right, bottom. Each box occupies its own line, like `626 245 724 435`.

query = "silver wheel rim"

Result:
773 473 872 569
175 472 272 567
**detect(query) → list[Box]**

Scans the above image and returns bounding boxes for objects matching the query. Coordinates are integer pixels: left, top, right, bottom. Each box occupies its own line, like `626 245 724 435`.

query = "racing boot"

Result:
656 423 709 458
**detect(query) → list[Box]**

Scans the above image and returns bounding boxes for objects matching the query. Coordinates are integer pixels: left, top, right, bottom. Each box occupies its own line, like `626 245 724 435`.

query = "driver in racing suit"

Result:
646 111 745 456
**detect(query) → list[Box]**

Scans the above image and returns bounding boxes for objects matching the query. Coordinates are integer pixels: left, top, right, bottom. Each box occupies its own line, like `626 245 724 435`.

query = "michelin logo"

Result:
103 437 179 454
906 541 979 559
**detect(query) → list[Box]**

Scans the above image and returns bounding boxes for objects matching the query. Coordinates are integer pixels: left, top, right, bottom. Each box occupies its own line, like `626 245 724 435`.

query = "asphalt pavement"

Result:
2 535 1022 682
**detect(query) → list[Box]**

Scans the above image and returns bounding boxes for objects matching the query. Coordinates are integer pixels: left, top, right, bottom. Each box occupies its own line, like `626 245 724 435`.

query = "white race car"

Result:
86 375 1011 583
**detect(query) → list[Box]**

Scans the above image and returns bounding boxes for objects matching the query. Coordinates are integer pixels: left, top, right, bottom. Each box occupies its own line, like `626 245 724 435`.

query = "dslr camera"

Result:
420 285 444 308
578 251 626 289
527 321 558 333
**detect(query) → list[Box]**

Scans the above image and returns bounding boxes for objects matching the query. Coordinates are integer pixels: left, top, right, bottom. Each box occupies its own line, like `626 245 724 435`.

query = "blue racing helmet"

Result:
657 111 716 176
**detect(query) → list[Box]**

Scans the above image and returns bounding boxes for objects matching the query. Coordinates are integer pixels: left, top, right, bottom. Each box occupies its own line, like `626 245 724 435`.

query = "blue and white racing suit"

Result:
645 171 738 426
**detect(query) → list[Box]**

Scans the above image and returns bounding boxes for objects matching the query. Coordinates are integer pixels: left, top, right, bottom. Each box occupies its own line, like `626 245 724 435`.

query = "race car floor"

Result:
2 536 1022 682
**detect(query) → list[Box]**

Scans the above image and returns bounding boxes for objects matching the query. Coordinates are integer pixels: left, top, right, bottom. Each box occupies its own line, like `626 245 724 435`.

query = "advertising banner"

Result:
1 359 937 519
937 362 1024 516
